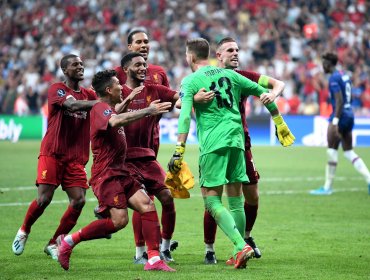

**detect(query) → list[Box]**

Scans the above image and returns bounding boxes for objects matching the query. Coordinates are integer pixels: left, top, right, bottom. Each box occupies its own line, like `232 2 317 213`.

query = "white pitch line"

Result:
0 187 366 207
0 176 363 193
0 198 98 207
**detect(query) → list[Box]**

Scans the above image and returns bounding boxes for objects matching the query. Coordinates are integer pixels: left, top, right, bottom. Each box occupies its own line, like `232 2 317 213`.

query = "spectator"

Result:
0 1 369 117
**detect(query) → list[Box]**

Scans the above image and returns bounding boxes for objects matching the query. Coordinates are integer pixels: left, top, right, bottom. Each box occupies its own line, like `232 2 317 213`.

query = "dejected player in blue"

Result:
310 52 370 195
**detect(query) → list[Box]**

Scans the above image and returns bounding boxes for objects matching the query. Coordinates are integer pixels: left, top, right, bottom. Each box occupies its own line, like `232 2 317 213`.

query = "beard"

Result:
128 69 145 83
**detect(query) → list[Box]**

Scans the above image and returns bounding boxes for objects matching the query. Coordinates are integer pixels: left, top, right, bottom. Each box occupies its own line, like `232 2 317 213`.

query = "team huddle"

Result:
12 29 368 273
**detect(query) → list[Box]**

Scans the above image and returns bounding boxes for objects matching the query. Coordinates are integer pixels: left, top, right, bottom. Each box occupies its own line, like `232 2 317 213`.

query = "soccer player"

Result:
117 52 179 263
12 54 98 260
114 29 169 156
202 37 286 264
310 52 370 195
110 29 178 263
168 38 294 269
56 69 175 272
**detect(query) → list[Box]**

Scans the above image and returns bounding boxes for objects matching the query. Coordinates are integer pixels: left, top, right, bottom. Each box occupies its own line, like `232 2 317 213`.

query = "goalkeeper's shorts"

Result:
199 147 248 187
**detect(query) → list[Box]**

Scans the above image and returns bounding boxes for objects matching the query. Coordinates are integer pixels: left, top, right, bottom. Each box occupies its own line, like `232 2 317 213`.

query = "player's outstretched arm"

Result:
63 96 98 112
109 100 171 127
176 88 214 109
115 85 145 113
259 76 285 105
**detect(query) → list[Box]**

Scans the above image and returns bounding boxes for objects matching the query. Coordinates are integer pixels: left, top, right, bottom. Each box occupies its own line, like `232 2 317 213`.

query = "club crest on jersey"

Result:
153 73 159 84
146 95 152 105
103 109 112 116
57 89 66 97
114 195 119 205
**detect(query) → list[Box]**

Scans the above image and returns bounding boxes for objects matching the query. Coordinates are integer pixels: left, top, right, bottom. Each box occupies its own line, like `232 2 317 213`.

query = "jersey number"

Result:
345 82 351 105
209 77 233 108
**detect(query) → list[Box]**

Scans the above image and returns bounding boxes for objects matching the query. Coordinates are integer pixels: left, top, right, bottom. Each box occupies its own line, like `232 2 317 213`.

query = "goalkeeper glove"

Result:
168 142 186 174
273 115 295 147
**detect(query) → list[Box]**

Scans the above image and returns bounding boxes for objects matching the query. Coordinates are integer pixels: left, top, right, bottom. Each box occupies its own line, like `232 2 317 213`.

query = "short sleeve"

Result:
91 102 113 132
48 84 70 107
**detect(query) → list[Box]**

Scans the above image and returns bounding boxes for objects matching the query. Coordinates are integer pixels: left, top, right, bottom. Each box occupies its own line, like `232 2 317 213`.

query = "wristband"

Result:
332 117 339 125
176 142 186 147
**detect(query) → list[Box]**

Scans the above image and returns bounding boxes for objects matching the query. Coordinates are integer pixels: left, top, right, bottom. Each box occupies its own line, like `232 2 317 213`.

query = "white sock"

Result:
135 246 146 259
344 150 370 183
205 243 214 253
324 148 338 190
354 158 370 183
148 255 161 265
161 239 171 252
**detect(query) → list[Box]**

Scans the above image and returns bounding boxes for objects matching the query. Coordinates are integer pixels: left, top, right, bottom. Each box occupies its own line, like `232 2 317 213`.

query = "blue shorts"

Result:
329 110 354 134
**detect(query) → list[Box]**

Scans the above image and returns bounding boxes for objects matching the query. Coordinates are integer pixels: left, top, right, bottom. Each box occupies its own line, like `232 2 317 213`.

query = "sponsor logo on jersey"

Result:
64 110 88 119
132 99 145 104
57 89 66 97
103 109 112 116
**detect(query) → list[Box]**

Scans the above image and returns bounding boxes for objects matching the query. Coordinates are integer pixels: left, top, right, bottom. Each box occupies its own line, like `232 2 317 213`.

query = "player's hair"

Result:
120 52 144 68
127 29 147 45
322 52 338 66
91 70 117 97
216 37 236 51
60 54 79 70
186 38 210 60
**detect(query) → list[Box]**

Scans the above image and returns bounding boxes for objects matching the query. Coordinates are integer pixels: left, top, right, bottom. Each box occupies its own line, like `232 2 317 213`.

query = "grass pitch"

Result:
0 141 369 279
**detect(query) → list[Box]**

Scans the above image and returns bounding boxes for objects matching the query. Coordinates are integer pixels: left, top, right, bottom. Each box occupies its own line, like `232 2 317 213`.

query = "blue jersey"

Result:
328 70 354 132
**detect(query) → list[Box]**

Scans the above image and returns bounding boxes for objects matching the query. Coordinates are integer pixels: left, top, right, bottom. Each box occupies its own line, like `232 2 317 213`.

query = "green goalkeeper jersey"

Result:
178 65 268 155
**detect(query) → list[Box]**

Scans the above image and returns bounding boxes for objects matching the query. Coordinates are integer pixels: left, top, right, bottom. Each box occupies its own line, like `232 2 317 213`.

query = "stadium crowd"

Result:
0 0 369 117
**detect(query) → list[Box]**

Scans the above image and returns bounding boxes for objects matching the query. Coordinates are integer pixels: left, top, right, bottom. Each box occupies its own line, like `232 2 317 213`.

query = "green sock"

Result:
204 196 245 255
227 196 245 237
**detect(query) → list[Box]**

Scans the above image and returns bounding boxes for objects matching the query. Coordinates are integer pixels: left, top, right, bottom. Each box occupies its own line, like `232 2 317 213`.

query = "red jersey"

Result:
236 70 261 149
114 64 170 156
89 102 129 185
121 84 176 160
114 64 169 87
39 82 96 164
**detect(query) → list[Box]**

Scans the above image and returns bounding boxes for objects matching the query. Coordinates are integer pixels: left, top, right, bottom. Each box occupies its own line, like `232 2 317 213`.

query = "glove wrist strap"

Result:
176 142 186 147
273 114 284 125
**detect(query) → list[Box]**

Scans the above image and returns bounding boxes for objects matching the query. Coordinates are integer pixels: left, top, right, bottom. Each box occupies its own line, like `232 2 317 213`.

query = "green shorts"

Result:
199 147 248 187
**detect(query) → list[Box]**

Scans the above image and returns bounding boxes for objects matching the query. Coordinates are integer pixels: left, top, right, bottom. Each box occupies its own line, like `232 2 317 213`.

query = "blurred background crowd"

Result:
0 0 369 118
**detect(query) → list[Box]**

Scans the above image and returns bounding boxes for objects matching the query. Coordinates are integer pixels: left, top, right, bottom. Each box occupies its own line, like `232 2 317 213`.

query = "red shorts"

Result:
36 155 88 189
126 159 167 196
244 149 260 185
92 174 144 211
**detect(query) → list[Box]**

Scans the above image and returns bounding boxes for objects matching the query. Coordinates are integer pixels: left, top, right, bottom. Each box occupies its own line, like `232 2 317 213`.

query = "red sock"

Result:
204 210 217 244
79 218 116 242
245 203 258 232
21 200 45 233
141 211 160 259
49 205 82 244
161 203 175 240
132 211 145 246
